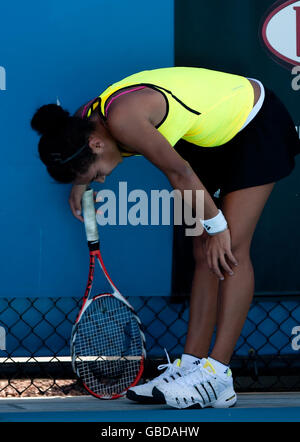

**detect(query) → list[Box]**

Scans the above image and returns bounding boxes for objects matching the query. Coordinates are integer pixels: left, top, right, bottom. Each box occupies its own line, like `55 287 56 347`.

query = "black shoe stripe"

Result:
208 381 218 400
194 385 205 404
201 383 211 401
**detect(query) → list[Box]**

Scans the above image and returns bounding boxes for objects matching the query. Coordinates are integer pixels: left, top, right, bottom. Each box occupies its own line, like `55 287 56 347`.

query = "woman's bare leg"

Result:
184 183 275 363
183 230 220 358
210 183 275 364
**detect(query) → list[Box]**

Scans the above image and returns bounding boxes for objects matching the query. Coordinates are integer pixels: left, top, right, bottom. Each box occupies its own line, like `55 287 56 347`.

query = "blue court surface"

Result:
0 392 299 422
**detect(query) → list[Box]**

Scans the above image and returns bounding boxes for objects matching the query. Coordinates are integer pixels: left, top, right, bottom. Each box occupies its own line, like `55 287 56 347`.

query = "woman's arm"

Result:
107 101 238 280
107 103 219 220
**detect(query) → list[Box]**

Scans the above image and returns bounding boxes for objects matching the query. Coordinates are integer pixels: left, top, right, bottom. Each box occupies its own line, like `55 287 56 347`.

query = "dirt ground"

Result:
0 379 86 397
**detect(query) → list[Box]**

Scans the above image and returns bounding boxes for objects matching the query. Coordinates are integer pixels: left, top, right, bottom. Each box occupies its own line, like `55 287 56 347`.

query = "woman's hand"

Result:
69 184 88 222
204 228 238 280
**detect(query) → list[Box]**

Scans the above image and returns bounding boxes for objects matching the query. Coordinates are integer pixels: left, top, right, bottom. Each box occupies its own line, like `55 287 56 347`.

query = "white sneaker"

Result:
152 358 237 409
126 350 186 403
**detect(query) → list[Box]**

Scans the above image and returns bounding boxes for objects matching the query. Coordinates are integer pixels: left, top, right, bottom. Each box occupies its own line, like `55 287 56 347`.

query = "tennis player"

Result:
31 66 300 408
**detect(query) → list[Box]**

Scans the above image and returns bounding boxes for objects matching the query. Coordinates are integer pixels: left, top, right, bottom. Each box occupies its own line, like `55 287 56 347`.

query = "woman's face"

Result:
74 116 123 185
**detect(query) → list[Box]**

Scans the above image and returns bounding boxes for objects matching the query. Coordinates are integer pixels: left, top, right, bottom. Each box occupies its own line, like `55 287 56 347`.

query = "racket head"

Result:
71 292 146 399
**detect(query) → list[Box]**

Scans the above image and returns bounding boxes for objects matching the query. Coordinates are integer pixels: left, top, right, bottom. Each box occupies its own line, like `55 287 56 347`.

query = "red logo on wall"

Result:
260 0 300 69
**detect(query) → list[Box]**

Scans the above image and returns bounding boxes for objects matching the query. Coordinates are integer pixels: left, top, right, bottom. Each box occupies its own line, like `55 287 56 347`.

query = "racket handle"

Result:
82 188 99 243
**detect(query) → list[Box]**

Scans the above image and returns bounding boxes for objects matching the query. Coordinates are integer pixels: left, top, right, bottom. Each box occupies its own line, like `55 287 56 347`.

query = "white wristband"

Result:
200 209 228 235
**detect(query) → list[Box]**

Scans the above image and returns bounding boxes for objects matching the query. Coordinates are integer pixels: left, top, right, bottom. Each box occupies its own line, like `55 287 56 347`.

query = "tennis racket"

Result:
70 188 146 399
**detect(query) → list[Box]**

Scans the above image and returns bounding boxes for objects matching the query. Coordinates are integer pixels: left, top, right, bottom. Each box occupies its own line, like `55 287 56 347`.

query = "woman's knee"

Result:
193 227 252 265
230 238 251 262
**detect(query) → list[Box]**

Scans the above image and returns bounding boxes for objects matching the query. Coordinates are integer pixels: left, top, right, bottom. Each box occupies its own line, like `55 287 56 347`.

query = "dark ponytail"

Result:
31 104 97 183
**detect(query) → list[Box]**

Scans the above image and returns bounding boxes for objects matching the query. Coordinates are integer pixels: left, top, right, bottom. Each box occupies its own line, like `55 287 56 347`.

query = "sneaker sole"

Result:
153 387 202 409
152 387 167 404
126 389 166 404
153 387 237 409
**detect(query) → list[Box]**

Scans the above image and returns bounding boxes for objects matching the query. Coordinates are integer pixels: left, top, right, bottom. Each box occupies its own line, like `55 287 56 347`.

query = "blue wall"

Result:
0 1 299 364
0 0 174 298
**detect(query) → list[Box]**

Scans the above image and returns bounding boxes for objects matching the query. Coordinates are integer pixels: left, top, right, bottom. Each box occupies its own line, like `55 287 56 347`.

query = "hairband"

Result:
50 143 88 165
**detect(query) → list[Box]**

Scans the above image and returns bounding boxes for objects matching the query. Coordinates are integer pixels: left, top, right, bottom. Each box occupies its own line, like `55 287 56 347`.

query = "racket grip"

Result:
82 188 99 243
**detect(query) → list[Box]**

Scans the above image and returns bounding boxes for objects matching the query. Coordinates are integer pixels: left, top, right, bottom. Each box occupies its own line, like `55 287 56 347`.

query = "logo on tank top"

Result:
260 0 300 70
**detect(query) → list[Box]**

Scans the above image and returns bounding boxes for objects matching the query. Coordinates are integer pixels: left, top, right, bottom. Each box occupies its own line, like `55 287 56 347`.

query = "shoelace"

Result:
156 348 180 380
180 362 216 388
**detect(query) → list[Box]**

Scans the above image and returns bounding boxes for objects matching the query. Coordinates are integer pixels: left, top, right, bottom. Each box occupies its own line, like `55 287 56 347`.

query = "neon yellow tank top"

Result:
84 67 254 154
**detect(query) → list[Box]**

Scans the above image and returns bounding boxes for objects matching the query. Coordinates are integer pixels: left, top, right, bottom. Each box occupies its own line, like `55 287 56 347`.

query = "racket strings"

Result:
72 296 143 397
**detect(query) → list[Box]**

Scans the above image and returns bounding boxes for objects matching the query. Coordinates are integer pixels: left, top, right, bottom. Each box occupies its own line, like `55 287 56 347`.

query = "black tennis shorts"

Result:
174 86 300 204
171 87 300 301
